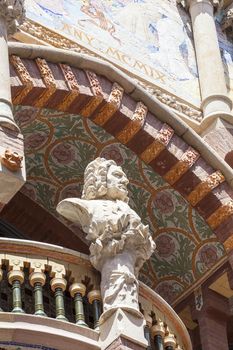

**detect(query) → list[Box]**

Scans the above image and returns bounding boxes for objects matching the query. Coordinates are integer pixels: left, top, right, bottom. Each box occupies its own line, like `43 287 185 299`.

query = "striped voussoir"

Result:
9 55 233 249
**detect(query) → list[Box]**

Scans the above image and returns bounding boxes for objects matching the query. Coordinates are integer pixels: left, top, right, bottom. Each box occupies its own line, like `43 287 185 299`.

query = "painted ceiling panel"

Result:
14 105 225 304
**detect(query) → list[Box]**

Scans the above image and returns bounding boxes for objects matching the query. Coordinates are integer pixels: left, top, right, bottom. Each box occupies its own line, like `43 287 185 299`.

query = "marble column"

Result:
0 1 25 131
179 0 232 126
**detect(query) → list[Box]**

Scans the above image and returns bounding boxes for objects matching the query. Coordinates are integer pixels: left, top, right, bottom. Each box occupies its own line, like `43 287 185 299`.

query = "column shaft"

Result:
34 282 46 316
0 16 18 131
154 335 164 350
12 279 24 313
189 0 232 118
54 287 67 321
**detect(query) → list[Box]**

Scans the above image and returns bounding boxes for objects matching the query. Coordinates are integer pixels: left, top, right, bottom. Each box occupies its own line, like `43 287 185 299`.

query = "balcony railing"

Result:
140 283 192 350
0 238 191 350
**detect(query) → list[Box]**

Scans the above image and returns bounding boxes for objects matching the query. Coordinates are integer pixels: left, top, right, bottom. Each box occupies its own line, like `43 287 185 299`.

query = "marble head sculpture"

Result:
57 157 155 318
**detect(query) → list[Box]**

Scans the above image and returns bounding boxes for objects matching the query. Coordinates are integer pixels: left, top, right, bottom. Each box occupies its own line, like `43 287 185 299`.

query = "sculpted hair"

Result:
82 157 116 200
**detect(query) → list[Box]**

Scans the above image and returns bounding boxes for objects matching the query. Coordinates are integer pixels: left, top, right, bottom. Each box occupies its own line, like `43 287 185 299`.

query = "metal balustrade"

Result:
140 283 192 350
0 238 101 330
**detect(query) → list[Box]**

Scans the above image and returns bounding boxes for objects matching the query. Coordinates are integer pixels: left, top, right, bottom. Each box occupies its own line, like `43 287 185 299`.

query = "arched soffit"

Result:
14 104 226 305
8 43 233 303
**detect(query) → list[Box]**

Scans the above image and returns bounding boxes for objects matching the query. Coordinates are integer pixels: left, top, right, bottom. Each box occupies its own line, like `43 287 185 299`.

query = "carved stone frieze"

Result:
57 157 155 318
0 0 25 35
139 82 203 122
1 149 23 171
19 19 90 54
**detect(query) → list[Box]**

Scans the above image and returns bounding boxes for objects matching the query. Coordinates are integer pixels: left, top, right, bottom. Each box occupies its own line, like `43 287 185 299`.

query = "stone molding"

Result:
17 19 202 123
0 312 100 350
0 0 25 35
7 44 233 253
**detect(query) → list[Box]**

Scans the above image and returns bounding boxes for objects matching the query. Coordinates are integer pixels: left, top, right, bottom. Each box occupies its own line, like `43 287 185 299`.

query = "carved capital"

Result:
8 269 24 284
164 331 176 348
69 282 86 298
50 277 67 292
0 0 25 35
151 321 166 337
88 289 101 304
29 271 46 287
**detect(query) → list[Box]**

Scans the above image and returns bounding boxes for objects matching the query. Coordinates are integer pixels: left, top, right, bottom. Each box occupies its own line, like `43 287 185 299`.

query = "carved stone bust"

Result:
57 157 155 317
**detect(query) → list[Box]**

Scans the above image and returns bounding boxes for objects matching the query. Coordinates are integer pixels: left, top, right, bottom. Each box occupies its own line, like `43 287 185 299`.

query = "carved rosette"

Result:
0 0 25 35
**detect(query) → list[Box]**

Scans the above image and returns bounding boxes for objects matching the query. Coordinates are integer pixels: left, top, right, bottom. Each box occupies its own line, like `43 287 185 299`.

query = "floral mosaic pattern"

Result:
14 105 226 304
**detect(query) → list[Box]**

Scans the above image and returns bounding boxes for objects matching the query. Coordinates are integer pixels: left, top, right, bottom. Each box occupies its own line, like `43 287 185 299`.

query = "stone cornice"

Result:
0 0 25 35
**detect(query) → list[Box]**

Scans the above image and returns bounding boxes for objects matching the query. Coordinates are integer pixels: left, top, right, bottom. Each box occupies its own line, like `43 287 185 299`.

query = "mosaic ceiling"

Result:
14 105 226 305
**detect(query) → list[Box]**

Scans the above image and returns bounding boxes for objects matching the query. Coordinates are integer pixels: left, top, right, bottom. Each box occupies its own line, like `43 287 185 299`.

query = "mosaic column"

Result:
0 0 25 130
178 0 232 123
